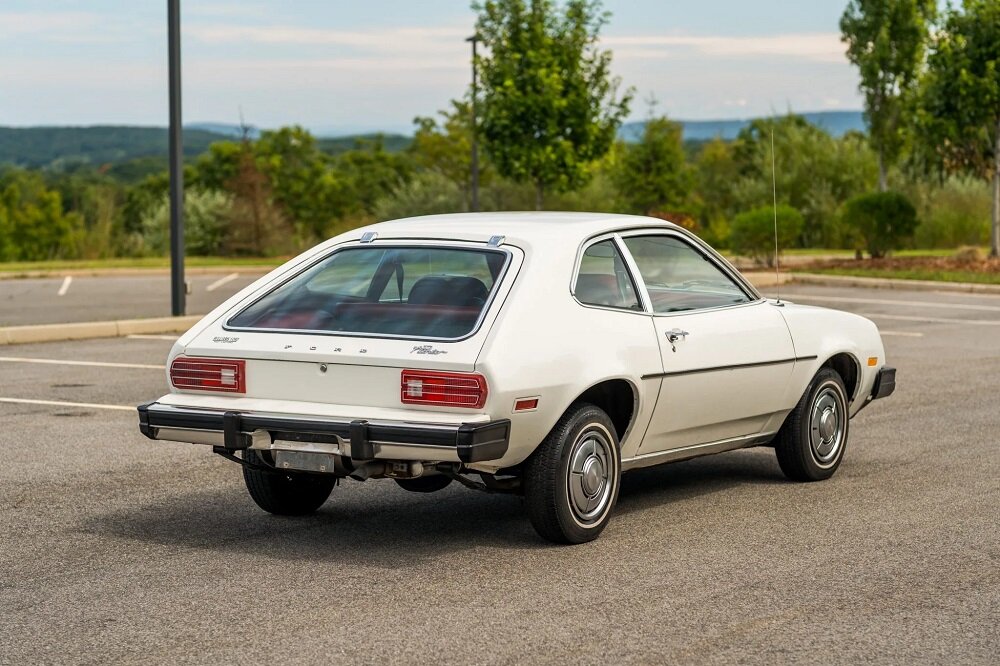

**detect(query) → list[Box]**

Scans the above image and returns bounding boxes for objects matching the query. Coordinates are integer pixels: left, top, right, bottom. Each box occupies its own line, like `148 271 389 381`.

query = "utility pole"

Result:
466 34 480 212
168 0 185 315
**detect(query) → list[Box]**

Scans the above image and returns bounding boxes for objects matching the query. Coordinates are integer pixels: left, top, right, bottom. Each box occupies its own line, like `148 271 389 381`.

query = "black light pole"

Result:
168 0 185 316
466 34 480 212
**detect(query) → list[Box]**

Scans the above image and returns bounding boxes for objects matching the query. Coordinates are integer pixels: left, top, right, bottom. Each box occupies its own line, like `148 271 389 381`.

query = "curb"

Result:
0 316 202 346
742 272 793 288
788 272 1000 295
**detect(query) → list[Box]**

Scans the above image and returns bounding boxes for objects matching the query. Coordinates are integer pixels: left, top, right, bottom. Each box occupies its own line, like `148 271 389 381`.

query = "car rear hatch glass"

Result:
175 243 516 411
227 245 509 340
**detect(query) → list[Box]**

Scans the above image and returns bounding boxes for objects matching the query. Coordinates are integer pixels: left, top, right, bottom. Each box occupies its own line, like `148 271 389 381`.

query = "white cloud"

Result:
0 10 98 34
185 23 471 54
604 32 847 64
0 10 154 45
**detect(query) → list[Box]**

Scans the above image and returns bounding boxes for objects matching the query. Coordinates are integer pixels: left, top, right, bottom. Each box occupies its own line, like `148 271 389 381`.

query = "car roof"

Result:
353 212 680 246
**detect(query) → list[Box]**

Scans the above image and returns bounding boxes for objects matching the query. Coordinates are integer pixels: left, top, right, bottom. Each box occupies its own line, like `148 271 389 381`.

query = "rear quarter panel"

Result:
476 240 662 469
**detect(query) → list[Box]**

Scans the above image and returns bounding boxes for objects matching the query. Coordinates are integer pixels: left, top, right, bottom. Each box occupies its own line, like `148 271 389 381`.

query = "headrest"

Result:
407 275 489 307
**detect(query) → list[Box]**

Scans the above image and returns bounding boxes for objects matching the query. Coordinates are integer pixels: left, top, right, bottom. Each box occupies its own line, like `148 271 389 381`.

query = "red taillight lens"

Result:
400 369 487 409
170 357 246 393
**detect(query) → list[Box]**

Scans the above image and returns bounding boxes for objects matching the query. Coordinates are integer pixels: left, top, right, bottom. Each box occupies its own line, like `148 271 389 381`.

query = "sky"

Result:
0 1 864 134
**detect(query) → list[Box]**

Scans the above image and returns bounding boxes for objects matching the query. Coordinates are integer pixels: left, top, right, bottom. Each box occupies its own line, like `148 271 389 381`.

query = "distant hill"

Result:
186 122 260 139
1 112 864 172
317 133 412 155
621 110 867 142
0 126 231 170
0 125 413 171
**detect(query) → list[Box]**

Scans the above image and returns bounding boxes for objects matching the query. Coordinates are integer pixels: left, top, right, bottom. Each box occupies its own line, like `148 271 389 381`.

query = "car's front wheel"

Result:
524 404 621 544
242 449 335 515
774 367 850 481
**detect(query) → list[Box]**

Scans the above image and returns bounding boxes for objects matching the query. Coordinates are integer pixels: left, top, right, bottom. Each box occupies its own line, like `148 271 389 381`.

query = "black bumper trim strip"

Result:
872 366 896 400
137 403 511 464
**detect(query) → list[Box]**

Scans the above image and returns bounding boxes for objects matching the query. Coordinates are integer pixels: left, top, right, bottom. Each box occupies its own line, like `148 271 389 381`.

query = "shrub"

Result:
141 189 233 256
841 191 918 258
373 171 463 221
911 177 991 249
729 205 804 267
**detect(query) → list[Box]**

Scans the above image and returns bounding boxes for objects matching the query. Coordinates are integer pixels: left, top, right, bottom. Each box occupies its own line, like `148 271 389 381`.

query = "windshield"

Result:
228 246 509 339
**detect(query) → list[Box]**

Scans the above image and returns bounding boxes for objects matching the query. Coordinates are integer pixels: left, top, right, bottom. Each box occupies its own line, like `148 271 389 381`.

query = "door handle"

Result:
665 328 689 343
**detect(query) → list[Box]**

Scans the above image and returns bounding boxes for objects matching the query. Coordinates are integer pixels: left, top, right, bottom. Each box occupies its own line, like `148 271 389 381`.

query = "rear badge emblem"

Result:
411 345 448 355
212 336 239 344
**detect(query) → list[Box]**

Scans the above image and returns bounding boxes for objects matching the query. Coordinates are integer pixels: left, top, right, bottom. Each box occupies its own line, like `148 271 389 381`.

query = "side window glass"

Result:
622 235 750 313
575 239 641 311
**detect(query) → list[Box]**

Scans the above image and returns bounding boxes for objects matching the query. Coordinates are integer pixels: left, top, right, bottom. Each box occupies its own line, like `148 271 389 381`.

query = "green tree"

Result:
223 141 292 256
46 168 127 259
0 170 83 261
612 117 692 215
475 0 632 209
410 100 491 210
841 191 918 257
255 126 349 241
914 0 1000 257
841 0 935 191
729 205 803 267
334 138 413 215
729 115 877 247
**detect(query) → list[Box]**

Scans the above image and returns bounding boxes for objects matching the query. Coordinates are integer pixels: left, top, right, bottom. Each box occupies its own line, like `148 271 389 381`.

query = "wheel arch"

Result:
567 377 640 447
820 352 862 404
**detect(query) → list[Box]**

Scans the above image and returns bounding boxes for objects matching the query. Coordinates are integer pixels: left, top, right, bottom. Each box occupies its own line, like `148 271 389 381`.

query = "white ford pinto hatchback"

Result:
138 213 895 544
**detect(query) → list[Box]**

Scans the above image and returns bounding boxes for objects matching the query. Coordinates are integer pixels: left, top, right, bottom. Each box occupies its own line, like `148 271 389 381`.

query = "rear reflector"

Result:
401 369 487 409
170 357 246 393
514 398 539 411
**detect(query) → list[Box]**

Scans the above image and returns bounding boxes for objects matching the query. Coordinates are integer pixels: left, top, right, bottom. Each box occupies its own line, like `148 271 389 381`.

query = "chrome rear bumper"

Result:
137 402 510 464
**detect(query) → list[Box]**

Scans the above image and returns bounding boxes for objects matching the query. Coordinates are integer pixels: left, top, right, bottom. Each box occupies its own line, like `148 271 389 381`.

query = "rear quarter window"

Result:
227 246 509 339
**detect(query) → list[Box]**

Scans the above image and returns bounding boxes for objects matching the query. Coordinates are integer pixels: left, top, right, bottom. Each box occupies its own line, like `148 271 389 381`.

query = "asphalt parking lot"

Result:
0 283 998 664
0 272 264 326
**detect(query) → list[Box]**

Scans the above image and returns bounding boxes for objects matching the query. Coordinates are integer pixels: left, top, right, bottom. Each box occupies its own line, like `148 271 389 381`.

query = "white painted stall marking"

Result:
57 276 72 296
127 334 179 341
0 397 135 411
791 294 1000 312
879 331 924 338
206 273 239 292
868 313 1000 326
0 356 164 370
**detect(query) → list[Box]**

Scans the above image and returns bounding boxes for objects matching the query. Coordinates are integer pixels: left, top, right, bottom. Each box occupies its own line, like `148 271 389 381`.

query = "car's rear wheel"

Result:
242 449 335 515
774 367 850 481
524 404 621 544
394 475 452 493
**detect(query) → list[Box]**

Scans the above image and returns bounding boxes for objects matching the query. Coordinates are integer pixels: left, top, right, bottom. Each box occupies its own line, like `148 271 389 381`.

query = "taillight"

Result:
170 357 246 393
400 369 487 409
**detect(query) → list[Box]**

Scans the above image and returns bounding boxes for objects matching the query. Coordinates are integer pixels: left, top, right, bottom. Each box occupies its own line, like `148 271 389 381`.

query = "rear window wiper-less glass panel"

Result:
227 246 510 340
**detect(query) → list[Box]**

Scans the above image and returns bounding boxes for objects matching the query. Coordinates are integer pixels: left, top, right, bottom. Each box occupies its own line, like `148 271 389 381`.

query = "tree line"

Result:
1 0 997 262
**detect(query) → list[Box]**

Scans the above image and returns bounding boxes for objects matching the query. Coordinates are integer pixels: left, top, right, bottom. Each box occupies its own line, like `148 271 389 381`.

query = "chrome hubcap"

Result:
810 387 843 465
568 428 615 524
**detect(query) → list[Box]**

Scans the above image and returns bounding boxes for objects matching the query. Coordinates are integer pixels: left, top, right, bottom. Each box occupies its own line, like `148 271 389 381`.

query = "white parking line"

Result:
127 334 178 341
57 276 72 296
792 294 1000 312
206 273 239 292
0 356 164 370
868 313 1000 326
879 331 924 338
0 397 134 411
